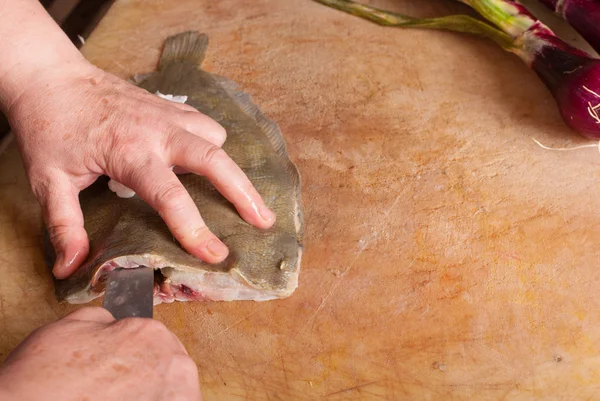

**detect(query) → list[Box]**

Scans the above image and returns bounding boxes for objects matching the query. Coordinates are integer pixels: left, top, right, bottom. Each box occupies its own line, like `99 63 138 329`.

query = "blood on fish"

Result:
180 285 195 296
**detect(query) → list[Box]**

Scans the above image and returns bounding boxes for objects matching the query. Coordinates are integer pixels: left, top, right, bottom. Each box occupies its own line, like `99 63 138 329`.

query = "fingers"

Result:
168 110 227 175
115 318 190 355
164 100 197 113
62 306 116 323
163 355 202 401
168 131 276 230
175 111 227 147
37 174 90 279
167 104 227 175
157 97 226 147
172 166 190 175
123 160 229 263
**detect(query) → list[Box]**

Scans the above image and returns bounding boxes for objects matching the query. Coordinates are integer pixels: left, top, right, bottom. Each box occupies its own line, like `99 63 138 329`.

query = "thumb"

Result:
62 306 115 323
37 174 89 279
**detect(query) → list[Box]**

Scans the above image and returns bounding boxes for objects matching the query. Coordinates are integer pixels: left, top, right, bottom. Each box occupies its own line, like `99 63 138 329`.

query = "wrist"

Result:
1 57 89 113
0 0 89 114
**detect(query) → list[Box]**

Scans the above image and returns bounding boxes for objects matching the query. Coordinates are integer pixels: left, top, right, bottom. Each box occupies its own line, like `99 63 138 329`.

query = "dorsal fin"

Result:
213 75 302 189
159 31 209 69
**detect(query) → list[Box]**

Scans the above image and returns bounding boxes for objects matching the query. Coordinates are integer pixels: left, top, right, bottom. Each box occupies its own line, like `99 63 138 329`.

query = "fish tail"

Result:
159 31 209 69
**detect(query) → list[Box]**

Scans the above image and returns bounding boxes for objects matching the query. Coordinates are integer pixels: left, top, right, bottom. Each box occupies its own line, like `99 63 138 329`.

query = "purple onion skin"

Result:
553 63 600 139
537 0 600 55
563 0 600 54
508 1 539 19
532 31 600 138
536 0 558 8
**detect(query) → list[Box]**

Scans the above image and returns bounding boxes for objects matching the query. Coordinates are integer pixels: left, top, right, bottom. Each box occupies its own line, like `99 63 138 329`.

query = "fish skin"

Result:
48 31 304 304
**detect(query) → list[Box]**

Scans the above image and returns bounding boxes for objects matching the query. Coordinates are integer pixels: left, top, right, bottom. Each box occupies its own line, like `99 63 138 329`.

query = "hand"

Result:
5 61 275 279
0 307 201 401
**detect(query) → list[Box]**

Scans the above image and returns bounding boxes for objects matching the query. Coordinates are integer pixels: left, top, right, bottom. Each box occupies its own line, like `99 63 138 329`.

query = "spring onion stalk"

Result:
459 0 537 37
314 0 600 139
535 0 600 54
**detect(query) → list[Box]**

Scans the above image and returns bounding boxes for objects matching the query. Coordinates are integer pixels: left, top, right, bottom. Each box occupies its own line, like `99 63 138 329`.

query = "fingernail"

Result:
66 250 82 267
206 239 228 258
259 206 275 223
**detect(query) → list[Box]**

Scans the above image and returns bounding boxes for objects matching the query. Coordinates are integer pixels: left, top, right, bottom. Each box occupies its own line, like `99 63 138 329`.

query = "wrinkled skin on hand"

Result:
0 307 202 401
6 62 276 279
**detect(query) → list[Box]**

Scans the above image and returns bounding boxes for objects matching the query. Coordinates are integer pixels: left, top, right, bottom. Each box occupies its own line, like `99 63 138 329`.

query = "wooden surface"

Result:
3 0 600 399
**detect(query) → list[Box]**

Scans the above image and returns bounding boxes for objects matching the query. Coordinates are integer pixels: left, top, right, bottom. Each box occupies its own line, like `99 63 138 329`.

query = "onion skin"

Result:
536 0 558 7
536 0 600 55
543 56 600 138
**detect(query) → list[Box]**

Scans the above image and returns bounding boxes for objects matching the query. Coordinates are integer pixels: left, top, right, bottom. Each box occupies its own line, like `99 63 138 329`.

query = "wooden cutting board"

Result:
3 0 600 399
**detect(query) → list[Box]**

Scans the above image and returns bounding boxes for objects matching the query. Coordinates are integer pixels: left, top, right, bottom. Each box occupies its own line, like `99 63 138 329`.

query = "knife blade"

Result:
102 267 154 320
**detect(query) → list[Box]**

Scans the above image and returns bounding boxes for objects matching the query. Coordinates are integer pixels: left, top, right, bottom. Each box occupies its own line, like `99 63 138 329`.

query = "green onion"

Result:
314 0 600 139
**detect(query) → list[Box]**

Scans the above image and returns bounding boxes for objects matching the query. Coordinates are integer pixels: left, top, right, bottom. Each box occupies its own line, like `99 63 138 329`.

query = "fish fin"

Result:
159 31 209 69
214 75 301 188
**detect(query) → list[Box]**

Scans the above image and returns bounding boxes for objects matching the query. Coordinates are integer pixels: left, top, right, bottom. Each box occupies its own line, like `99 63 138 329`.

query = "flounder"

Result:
48 31 304 304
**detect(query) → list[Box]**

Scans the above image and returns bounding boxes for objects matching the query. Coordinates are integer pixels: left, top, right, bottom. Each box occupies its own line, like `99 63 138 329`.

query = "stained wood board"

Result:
2 0 600 399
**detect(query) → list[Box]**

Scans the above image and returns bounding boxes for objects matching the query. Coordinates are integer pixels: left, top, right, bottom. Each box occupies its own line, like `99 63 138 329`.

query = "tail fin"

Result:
159 31 209 69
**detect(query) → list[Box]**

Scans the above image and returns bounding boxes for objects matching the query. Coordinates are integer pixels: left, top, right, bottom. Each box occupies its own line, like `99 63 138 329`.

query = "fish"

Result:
46 31 304 305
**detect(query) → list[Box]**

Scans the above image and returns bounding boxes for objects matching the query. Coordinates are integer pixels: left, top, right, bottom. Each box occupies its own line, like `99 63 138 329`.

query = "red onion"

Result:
315 0 600 139
536 0 600 54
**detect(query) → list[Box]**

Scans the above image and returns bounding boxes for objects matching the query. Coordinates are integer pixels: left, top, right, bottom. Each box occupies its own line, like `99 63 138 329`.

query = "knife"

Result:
102 267 155 320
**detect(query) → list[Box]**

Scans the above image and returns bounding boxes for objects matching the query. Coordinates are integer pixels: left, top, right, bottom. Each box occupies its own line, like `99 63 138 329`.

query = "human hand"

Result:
0 307 201 401
4 61 275 279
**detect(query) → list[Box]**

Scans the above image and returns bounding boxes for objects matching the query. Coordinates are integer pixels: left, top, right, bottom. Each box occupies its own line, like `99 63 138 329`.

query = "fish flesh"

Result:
46 31 304 304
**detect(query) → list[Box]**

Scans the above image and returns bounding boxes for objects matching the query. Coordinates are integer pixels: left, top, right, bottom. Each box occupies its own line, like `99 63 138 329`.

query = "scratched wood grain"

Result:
3 0 600 399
